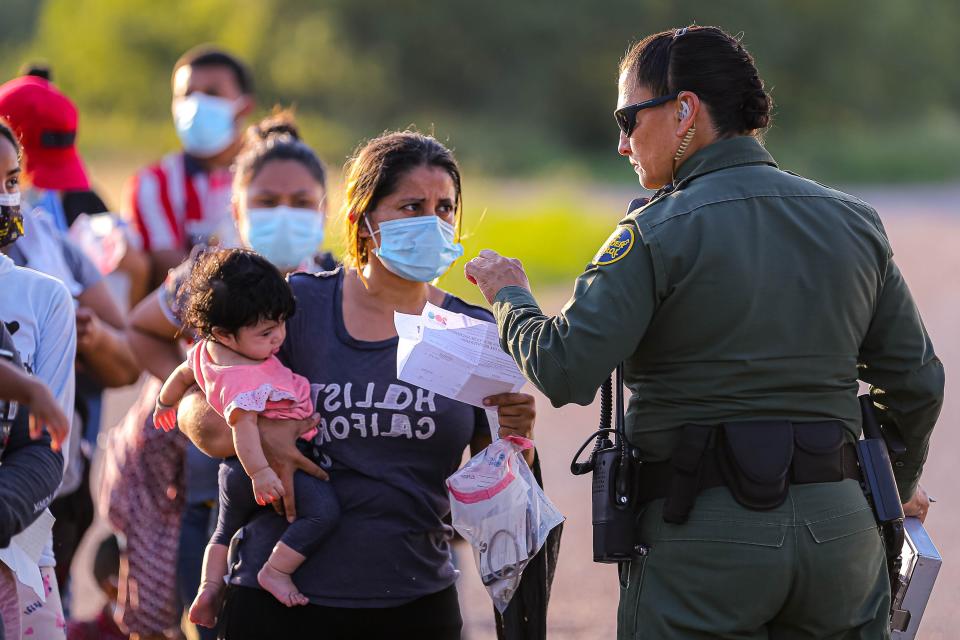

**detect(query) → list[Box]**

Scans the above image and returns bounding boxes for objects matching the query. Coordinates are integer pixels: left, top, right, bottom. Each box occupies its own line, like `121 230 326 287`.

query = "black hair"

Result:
343 131 462 268
233 108 326 191
19 63 52 81
173 45 254 95
620 26 772 137
178 248 296 339
0 119 20 158
93 534 120 586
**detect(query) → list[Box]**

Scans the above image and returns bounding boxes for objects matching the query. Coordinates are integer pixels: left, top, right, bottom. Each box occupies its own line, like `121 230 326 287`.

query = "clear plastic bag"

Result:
447 435 564 612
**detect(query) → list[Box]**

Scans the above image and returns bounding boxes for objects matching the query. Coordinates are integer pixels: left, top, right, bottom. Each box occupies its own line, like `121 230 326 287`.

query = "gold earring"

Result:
674 125 696 162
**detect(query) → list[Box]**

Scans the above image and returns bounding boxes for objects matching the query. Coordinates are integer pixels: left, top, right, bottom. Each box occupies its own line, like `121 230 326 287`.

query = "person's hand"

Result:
25 378 69 452
259 414 328 522
153 401 178 432
250 466 285 506
76 306 106 352
903 483 931 523
484 392 536 465
483 392 536 440
464 249 532 305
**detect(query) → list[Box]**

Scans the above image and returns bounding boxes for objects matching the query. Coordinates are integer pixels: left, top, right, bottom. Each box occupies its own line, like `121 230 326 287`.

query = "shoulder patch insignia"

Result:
593 225 635 266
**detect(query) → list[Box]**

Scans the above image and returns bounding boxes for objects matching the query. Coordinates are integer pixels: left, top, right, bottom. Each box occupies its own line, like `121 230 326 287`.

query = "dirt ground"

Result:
70 185 959 638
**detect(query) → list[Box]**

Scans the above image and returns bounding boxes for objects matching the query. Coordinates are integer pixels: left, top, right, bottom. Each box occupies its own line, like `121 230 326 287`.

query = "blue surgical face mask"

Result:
244 205 325 270
173 93 238 157
367 216 464 282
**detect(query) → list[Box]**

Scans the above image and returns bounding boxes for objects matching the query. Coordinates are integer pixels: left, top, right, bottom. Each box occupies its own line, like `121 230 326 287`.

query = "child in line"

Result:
153 248 338 623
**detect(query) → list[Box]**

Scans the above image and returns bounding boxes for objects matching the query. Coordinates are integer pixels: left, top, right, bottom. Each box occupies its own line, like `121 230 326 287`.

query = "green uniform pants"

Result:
617 479 890 639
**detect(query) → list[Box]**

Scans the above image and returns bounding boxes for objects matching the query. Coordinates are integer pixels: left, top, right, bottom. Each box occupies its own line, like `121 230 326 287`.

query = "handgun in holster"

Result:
571 364 637 563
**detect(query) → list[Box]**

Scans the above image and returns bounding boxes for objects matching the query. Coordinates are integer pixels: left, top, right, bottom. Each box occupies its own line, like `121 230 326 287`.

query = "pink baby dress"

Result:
188 340 318 440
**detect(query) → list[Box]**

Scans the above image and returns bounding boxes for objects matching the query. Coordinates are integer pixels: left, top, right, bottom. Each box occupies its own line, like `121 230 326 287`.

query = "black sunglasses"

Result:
614 93 679 136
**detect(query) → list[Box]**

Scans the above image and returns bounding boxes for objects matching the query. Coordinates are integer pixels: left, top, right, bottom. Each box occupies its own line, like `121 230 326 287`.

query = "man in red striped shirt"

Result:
124 46 255 288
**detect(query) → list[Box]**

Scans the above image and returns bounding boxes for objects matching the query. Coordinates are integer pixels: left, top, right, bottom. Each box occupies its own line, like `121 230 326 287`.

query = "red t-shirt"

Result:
124 152 233 252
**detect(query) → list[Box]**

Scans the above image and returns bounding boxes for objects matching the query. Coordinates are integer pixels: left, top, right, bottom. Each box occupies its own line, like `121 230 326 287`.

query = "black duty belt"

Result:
631 420 862 523
635 441 861 504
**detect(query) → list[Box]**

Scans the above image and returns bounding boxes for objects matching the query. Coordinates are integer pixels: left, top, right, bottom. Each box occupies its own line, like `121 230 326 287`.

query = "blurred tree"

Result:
2 0 957 181
22 0 270 117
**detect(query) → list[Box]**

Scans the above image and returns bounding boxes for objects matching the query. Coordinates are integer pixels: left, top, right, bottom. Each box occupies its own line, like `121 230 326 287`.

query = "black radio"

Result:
571 364 638 563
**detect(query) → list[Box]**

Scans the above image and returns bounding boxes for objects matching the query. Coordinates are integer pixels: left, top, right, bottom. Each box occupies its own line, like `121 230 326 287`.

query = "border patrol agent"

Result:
466 26 944 639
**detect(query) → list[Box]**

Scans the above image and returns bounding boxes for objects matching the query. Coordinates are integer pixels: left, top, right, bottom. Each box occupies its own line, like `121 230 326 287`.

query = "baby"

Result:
153 248 338 623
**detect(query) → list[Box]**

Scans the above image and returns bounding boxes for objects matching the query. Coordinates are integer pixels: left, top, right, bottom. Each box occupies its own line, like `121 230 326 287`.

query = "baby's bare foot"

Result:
189 585 223 628
258 562 309 607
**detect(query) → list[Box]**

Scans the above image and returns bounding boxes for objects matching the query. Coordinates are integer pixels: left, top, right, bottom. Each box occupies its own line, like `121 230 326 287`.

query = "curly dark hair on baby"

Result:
178 248 296 339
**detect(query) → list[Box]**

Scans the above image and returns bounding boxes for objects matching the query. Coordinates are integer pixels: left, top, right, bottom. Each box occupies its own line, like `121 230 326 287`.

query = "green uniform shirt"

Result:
493 136 943 500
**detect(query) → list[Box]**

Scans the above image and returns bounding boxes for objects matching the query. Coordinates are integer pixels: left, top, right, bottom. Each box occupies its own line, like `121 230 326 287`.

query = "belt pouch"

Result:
791 421 844 483
662 424 714 524
718 421 793 510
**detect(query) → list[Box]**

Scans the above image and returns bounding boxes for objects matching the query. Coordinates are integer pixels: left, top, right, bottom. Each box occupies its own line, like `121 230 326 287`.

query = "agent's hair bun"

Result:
623 26 774 137
741 86 772 130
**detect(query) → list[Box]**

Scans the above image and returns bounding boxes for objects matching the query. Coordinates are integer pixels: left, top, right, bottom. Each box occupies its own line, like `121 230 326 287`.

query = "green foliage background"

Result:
3 0 960 184
2 0 958 304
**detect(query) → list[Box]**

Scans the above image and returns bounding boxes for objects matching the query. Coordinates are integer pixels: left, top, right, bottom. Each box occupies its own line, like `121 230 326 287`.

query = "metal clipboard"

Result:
891 517 942 638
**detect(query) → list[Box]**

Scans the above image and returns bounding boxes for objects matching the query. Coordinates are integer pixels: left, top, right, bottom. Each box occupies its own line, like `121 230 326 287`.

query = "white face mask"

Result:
242 205 325 270
172 93 238 157
365 216 464 282
0 193 19 206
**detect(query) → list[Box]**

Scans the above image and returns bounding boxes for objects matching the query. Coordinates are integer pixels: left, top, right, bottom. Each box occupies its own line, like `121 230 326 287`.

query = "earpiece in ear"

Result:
679 102 691 121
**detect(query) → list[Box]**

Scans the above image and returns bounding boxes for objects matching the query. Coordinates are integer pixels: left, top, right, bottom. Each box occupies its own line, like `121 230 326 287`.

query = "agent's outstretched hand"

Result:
465 249 531 305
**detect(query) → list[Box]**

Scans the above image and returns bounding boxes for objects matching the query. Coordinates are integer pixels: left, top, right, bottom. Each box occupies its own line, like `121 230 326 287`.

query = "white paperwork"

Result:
396 302 526 439
0 508 55 602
